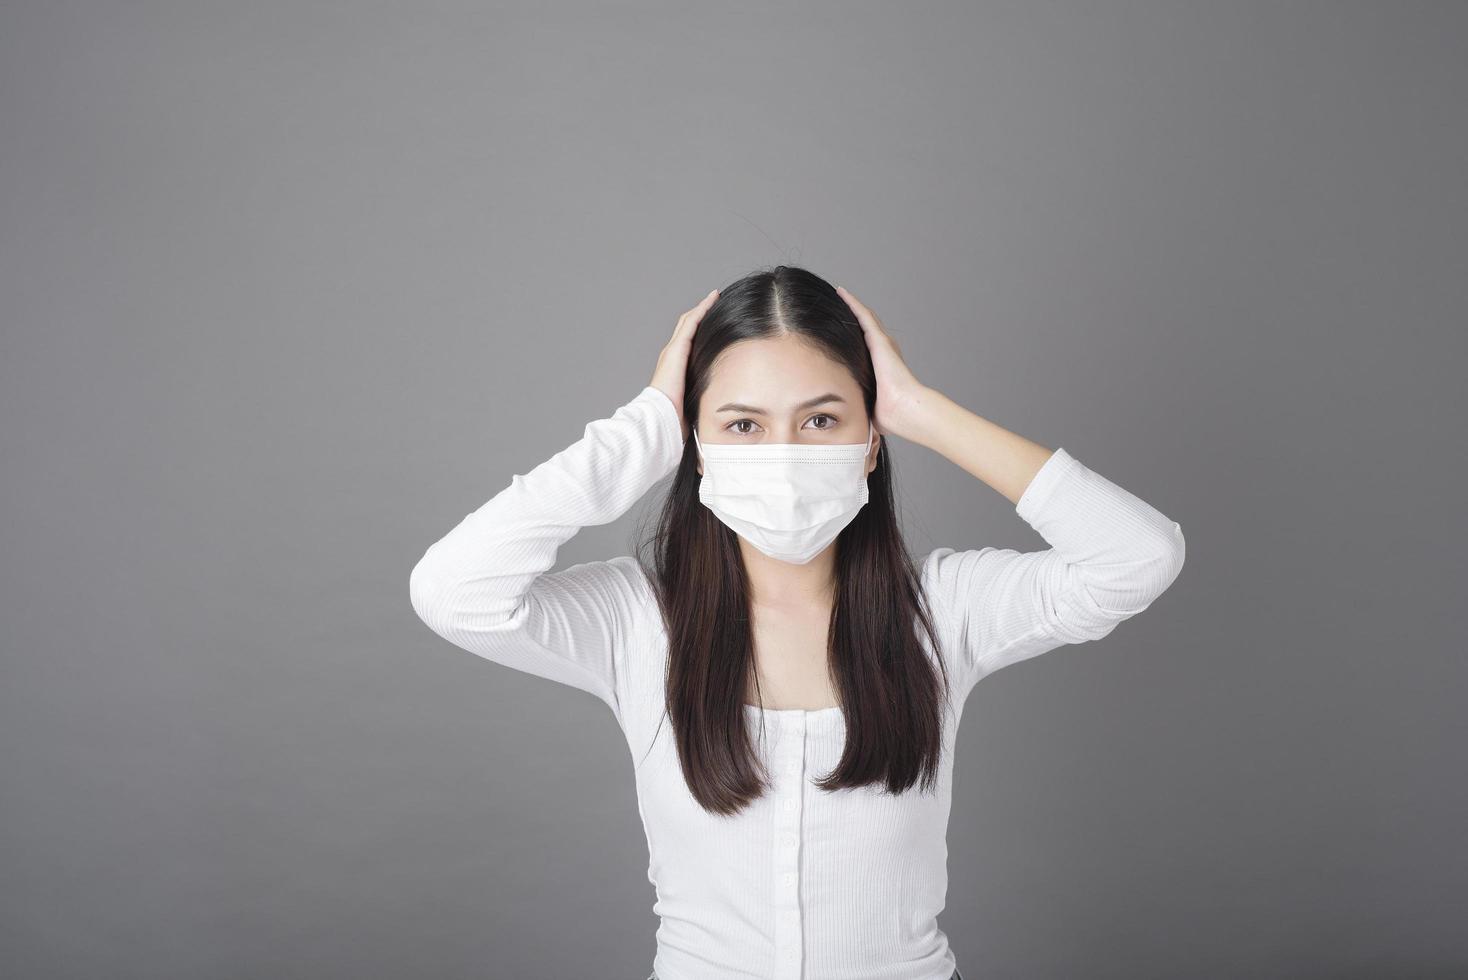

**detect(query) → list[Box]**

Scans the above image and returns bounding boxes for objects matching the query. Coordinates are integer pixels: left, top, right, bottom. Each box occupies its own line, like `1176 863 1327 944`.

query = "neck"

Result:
739 539 837 609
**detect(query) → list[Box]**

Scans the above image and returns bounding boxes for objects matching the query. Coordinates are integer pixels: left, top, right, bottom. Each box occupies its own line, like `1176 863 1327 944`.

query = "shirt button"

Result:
782 799 796 812
785 762 800 774
783 834 797 848
783 872 796 884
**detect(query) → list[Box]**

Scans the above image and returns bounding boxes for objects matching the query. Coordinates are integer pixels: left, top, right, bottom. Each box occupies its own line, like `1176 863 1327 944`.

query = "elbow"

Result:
1066 520 1186 631
1040 520 1186 645
1124 519 1186 610
1156 519 1186 594
1121 519 1186 609
409 554 455 633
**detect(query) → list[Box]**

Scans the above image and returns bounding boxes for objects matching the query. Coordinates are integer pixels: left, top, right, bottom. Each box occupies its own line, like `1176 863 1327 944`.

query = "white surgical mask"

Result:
692 421 876 565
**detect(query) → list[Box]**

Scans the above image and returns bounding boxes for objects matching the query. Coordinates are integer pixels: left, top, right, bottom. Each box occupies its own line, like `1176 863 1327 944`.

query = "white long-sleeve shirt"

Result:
409 384 1185 980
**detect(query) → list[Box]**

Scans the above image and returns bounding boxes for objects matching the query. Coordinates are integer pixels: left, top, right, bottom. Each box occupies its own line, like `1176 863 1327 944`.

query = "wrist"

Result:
892 385 950 448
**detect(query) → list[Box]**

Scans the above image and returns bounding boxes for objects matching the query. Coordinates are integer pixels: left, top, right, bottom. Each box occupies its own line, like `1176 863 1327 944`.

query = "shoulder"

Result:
607 554 656 603
597 556 668 755
917 545 993 645
526 554 662 645
919 545 1005 605
604 554 663 633
918 544 1040 680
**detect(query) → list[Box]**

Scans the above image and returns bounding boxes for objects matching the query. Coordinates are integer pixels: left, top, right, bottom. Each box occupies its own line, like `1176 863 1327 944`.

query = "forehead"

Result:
701 335 859 412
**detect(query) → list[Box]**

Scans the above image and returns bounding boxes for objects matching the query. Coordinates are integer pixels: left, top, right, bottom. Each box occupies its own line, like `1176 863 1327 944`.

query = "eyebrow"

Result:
714 393 848 414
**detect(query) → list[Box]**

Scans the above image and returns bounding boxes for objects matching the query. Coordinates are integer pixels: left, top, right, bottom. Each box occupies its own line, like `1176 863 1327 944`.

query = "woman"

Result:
409 266 1185 980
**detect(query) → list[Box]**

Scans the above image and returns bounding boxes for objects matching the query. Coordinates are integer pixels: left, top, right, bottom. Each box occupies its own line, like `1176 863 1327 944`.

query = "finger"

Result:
672 288 719 341
835 285 884 336
682 288 719 337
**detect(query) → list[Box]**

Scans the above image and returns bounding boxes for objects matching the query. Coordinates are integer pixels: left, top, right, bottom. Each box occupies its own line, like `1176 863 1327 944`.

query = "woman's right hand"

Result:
650 287 719 441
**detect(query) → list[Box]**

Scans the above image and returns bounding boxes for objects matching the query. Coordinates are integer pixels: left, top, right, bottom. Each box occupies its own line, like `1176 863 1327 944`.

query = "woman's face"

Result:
694 333 879 476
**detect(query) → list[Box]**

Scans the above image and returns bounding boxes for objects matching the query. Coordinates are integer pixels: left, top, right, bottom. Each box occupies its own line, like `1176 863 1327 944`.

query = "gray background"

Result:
2 2 1464 978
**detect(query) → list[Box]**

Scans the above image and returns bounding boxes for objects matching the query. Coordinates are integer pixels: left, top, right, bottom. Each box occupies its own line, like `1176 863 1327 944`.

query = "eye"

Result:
725 418 762 435
805 414 838 430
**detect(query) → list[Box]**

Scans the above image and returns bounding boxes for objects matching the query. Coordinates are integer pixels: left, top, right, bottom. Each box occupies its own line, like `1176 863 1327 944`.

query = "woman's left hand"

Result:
835 284 933 441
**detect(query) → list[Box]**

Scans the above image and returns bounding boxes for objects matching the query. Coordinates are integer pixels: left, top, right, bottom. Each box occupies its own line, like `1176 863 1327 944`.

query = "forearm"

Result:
901 385 1057 506
410 385 682 627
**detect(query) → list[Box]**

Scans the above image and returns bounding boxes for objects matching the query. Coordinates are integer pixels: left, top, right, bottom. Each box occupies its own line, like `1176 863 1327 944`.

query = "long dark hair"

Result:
634 265 953 816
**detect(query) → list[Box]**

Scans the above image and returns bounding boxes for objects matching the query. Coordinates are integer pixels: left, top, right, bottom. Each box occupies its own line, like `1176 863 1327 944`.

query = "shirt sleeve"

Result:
408 385 685 727
922 447 1186 699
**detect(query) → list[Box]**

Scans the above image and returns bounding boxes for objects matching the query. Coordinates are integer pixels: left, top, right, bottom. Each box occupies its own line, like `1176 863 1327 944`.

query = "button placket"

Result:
770 714 806 980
